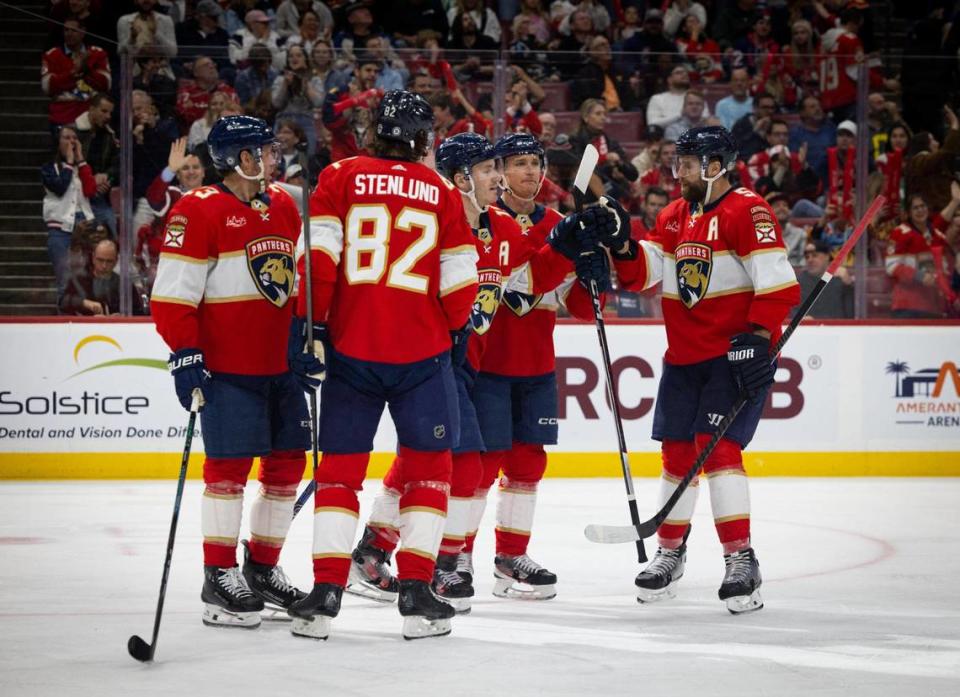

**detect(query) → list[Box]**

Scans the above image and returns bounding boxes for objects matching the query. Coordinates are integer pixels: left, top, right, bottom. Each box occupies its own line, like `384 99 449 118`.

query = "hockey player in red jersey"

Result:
584 126 800 614
345 133 604 613
456 133 600 601
151 116 310 629
286 90 479 640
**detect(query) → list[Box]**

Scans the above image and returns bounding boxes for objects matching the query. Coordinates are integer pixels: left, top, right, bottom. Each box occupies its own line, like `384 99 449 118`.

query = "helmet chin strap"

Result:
502 169 546 203
461 169 487 213
700 158 727 205
233 147 267 193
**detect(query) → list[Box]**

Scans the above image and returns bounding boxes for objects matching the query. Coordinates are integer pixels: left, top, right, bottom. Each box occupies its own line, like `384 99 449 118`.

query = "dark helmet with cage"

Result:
435 132 497 182
207 115 277 173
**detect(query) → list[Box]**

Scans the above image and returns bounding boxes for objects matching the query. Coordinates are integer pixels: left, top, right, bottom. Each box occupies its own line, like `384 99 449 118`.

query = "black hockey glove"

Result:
168 348 212 411
596 195 631 250
727 333 775 402
288 316 328 390
450 324 471 368
546 211 587 260
575 245 611 294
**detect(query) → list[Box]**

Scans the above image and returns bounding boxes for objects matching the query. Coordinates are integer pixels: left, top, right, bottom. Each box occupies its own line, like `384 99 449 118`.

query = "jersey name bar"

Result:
353 174 440 205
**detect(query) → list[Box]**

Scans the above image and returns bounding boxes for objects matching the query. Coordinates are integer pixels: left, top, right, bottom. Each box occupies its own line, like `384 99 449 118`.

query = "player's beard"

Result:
680 178 706 203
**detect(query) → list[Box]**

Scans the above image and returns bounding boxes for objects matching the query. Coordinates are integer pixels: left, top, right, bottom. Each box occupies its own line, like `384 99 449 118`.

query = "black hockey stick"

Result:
128 391 201 663
584 195 886 545
275 179 319 519
572 144 646 563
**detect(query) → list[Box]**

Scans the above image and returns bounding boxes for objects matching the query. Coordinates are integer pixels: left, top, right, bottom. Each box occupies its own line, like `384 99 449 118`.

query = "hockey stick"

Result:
584 195 887 545
128 390 201 663
572 144 647 563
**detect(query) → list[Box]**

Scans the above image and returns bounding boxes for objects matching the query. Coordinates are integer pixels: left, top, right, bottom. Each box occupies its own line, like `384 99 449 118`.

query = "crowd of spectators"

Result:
37 0 960 318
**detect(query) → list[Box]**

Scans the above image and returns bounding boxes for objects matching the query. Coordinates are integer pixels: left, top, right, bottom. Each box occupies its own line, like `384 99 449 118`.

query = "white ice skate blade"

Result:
202 604 261 629
290 615 331 640
635 581 679 604
260 604 294 621
402 616 452 640
492 575 557 600
346 566 398 604
724 589 763 615
439 594 472 614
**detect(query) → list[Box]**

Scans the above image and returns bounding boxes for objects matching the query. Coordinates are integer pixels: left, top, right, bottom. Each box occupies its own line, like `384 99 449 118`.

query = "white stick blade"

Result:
273 181 307 207
573 144 599 196
584 523 641 544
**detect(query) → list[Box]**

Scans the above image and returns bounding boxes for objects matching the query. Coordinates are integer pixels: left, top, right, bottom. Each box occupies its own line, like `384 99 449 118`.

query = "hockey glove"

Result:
727 333 775 402
168 348 211 411
575 245 611 294
595 195 631 250
450 324 471 368
547 211 592 261
288 316 328 390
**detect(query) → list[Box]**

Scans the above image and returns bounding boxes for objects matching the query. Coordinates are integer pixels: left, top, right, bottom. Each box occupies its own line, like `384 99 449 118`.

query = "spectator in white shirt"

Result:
229 9 288 71
117 0 177 58
646 66 710 129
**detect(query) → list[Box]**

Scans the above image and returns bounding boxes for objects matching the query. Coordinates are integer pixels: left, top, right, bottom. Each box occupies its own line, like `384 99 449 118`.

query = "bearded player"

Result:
346 132 607 613
583 126 799 614
151 116 310 629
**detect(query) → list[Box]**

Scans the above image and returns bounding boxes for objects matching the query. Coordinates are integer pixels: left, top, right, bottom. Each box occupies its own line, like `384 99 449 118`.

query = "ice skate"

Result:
456 550 474 585
399 579 454 640
345 527 399 603
288 583 343 640
492 553 557 600
634 543 686 603
241 540 306 619
431 553 474 613
201 565 264 629
719 547 763 614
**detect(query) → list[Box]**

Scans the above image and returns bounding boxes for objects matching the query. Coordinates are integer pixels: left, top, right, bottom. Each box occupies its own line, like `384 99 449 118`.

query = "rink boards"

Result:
1 319 958 478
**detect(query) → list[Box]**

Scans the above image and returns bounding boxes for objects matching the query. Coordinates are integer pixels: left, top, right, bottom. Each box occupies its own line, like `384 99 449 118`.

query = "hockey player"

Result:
582 126 800 614
347 132 605 613
460 133 600 601
287 90 479 640
151 115 310 629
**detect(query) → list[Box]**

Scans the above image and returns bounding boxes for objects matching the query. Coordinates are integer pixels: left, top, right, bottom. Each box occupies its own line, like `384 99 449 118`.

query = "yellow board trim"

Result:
0 451 958 479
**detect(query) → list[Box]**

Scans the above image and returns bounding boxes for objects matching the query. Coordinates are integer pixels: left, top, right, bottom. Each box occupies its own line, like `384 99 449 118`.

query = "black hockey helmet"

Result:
494 132 545 168
674 125 739 173
435 132 497 181
375 89 434 150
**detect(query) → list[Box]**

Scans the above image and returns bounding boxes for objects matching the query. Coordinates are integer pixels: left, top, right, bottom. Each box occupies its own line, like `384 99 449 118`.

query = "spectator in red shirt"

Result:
42 18 111 132
630 186 669 239
885 194 954 318
175 55 239 130
639 139 680 200
321 54 383 162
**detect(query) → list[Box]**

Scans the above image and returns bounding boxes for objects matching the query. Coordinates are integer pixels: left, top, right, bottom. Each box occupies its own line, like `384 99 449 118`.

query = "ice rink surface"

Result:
1 477 958 696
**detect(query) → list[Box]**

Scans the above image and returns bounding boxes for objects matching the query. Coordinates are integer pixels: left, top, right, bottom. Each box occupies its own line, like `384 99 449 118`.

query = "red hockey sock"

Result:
495 443 547 556
201 457 251 567
311 452 368 585
396 447 451 582
440 451 481 556
654 440 699 550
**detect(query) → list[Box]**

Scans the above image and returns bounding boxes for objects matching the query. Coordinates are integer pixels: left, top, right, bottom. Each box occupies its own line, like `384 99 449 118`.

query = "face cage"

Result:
671 154 729 201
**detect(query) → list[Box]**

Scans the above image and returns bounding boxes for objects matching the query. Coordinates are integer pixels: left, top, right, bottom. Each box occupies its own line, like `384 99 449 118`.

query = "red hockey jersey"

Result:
480 201 596 377
152 183 302 375
819 31 882 111
885 221 951 316
298 155 479 364
614 187 800 365
465 206 574 371
41 44 111 126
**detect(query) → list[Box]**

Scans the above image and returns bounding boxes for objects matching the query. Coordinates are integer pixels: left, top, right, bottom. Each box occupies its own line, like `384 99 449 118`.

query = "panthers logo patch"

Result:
503 290 542 316
470 268 503 335
246 236 296 308
675 242 712 309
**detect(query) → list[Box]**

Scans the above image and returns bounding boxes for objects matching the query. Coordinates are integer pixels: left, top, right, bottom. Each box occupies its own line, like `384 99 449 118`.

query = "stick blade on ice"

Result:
584 523 643 544
127 634 154 663
573 144 599 196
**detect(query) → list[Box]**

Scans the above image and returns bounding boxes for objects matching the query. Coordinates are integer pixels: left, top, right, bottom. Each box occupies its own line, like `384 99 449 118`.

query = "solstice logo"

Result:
68 335 168 378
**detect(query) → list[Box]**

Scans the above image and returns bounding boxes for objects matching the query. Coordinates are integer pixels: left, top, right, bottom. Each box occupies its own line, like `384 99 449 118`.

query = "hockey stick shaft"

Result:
572 144 646 562
289 180 319 519
585 195 886 544
128 391 199 662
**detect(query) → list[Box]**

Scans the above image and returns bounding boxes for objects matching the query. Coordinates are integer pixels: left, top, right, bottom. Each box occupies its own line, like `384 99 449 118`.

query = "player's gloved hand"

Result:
727 333 775 402
595 195 631 250
288 316 328 390
548 210 595 260
450 324 471 368
575 245 611 294
168 348 211 411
